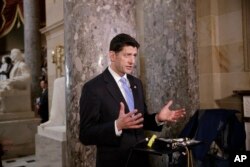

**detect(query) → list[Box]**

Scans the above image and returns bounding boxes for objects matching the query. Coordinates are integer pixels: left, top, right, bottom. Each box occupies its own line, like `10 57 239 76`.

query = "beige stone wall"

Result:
197 0 248 110
40 0 64 110
45 0 64 27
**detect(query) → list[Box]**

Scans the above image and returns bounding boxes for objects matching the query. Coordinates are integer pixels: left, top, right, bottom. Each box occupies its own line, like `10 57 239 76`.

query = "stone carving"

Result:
0 49 30 92
0 48 31 113
40 77 66 127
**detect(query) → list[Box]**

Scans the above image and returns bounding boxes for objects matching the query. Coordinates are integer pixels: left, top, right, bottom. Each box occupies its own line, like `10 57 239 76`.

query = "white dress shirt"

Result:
108 66 163 136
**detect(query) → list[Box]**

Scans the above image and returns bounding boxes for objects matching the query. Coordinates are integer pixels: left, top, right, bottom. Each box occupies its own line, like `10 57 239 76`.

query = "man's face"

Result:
40 81 47 89
110 46 137 76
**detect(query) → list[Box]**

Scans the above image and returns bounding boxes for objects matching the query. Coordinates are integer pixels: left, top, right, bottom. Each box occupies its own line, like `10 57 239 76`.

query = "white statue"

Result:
0 49 30 92
0 49 31 113
40 77 66 127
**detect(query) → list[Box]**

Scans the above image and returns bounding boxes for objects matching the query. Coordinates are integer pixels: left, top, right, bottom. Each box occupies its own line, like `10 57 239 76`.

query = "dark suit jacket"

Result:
79 68 162 167
39 89 49 123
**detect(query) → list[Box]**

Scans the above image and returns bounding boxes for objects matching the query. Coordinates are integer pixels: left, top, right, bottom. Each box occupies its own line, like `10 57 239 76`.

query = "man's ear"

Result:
109 51 116 62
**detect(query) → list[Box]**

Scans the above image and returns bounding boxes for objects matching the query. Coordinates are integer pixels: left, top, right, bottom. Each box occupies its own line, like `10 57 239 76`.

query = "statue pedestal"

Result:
0 112 35 121
0 117 40 159
0 89 31 113
36 125 67 167
36 76 67 166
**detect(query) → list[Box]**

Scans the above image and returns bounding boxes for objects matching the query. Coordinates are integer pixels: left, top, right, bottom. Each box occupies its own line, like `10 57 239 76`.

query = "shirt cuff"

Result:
155 115 165 126
114 120 122 136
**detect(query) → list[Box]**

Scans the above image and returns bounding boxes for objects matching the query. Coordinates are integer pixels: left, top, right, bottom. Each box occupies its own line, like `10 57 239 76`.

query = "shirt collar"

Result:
108 66 128 83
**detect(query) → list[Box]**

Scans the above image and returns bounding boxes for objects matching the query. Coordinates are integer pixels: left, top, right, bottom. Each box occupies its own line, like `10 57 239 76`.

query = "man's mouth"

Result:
126 66 133 70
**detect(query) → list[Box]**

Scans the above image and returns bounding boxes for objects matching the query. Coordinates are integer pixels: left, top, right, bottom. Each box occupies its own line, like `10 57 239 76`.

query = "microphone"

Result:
147 134 157 148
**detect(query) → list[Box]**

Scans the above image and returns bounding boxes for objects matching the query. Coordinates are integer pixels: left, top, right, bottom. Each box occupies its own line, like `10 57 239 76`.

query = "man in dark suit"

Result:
79 33 185 167
36 79 49 123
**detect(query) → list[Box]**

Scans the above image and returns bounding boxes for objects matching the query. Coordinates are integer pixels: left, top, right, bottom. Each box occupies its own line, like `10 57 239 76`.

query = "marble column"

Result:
137 0 199 136
64 0 137 166
23 0 42 103
136 0 199 167
137 1 198 166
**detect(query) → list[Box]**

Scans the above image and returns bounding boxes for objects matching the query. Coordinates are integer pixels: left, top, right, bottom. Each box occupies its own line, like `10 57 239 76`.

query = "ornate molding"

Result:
39 19 64 35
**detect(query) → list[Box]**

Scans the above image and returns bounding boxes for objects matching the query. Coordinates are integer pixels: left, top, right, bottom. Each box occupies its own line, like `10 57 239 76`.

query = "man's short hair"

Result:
109 33 140 52
40 79 48 84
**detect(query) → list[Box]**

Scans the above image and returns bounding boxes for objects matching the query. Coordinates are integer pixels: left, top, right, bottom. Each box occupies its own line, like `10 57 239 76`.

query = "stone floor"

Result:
1 155 36 167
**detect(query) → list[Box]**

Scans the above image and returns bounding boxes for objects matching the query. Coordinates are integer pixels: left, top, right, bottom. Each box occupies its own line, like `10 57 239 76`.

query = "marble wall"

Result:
197 0 248 109
46 0 64 27
138 0 198 138
137 1 198 166
65 0 198 166
40 0 64 109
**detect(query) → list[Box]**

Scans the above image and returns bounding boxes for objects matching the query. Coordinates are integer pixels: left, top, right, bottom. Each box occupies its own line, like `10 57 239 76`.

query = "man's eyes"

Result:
124 54 137 57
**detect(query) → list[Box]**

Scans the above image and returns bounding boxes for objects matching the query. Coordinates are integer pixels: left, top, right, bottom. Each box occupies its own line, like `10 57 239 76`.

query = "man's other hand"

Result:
116 102 144 131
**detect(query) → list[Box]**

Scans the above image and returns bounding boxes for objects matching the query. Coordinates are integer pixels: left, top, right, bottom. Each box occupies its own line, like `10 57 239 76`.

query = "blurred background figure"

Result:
0 56 13 81
36 79 49 123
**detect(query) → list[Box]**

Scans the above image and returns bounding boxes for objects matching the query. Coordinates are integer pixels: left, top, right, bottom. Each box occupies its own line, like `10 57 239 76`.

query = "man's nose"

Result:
129 56 135 64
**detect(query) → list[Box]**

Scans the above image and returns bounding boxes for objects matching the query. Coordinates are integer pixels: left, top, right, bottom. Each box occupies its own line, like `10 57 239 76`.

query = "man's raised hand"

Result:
116 102 144 131
156 100 186 123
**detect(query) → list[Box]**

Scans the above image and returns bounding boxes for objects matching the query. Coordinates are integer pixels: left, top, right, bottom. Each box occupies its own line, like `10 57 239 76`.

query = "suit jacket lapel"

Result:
103 68 130 113
127 75 139 112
